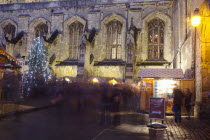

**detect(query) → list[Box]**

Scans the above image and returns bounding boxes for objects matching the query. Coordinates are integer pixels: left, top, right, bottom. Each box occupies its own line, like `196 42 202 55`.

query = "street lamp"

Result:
21 56 25 99
191 8 201 118
191 8 201 27
191 8 201 79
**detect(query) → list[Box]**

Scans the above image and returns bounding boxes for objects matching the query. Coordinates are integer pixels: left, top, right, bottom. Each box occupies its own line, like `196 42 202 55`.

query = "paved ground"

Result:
0 104 150 140
164 117 210 140
0 104 209 140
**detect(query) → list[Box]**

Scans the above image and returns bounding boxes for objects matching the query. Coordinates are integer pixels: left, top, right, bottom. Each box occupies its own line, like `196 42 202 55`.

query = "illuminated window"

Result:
35 23 48 38
106 20 122 59
148 18 165 60
69 21 84 59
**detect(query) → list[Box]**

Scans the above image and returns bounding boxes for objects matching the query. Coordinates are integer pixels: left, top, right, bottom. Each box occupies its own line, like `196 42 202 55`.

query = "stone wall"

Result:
199 1 210 92
0 0 173 5
0 0 173 80
172 0 194 78
173 0 209 117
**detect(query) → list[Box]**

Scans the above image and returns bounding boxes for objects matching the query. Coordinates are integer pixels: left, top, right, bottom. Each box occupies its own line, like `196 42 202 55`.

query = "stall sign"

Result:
149 97 165 120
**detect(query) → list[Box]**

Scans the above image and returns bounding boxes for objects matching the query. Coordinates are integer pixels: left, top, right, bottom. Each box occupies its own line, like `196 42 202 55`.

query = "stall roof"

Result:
0 49 21 69
139 68 184 79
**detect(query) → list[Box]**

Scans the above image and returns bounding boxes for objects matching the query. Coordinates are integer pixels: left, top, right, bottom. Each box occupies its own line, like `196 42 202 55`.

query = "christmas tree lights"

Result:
23 37 51 97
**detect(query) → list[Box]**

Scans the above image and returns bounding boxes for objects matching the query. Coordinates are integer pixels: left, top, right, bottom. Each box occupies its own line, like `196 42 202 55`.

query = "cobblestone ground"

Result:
164 116 210 140
0 106 209 140
98 112 210 140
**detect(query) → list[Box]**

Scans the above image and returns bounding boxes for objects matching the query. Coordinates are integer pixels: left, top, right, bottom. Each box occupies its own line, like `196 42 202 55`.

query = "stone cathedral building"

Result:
0 0 176 82
0 0 209 117
0 0 201 83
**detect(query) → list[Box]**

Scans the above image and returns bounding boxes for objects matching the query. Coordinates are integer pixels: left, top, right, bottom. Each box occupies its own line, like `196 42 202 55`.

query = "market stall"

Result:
0 49 21 99
138 68 194 114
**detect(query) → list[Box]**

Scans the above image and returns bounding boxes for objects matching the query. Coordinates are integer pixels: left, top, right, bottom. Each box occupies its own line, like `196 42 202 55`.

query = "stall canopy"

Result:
0 49 21 69
139 68 184 79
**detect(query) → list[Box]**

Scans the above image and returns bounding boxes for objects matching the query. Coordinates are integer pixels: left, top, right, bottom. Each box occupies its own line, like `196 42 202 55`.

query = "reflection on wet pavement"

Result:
0 105 149 140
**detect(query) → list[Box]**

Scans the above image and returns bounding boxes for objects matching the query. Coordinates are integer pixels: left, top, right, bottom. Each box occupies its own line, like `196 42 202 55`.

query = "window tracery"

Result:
106 20 122 59
148 18 164 60
69 21 84 59
35 23 48 38
3 23 16 40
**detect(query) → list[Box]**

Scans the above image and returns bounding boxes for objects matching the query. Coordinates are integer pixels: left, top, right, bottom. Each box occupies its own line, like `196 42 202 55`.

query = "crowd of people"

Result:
49 80 198 124
172 88 194 122
48 81 141 125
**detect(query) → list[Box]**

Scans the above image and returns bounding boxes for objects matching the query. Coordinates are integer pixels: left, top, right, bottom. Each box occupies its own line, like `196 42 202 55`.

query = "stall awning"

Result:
0 49 21 69
139 68 184 79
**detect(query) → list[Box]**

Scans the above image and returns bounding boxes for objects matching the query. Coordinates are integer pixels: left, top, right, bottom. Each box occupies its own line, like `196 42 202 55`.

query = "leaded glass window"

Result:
3 23 16 40
69 21 84 59
35 23 48 38
148 18 164 60
106 20 122 59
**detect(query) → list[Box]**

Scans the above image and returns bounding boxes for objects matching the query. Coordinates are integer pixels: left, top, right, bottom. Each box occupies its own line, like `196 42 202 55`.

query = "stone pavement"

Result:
164 116 210 140
102 113 210 140
0 104 209 140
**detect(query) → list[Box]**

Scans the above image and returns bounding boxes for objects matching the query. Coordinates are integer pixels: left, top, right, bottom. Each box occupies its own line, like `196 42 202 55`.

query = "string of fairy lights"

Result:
23 37 51 97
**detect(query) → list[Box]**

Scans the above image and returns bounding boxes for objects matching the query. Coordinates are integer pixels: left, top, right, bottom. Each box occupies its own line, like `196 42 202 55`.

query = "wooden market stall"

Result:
0 49 21 99
138 68 194 114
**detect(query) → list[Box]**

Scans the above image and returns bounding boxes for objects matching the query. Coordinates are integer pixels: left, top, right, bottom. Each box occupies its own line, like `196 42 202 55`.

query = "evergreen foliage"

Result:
23 37 51 97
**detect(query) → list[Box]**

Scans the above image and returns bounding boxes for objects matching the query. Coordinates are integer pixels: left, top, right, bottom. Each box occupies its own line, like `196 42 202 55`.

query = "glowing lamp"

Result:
108 79 118 85
191 16 201 27
65 77 71 83
92 78 99 83
191 8 201 27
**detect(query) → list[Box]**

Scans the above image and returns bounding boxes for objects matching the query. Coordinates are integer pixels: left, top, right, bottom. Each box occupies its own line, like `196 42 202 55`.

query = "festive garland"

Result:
0 49 21 69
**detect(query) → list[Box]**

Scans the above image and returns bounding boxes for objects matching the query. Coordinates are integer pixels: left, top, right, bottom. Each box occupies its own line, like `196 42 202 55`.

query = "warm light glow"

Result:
65 77 70 82
108 79 118 85
137 81 141 86
91 78 99 83
191 16 201 27
157 80 177 90
155 80 177 98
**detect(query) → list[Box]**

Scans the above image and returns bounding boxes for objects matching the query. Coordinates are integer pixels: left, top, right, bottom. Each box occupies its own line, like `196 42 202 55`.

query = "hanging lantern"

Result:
108 79 118 85
91 78 99 83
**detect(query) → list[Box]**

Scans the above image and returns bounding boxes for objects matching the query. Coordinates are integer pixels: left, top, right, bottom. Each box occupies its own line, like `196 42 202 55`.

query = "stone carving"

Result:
126 18 140 63
43 29 60 44
5 31 24 44
126 30 134 64
88 27 97 43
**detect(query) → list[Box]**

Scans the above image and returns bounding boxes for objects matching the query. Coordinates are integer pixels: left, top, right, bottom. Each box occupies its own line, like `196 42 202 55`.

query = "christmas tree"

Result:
24 37 51 97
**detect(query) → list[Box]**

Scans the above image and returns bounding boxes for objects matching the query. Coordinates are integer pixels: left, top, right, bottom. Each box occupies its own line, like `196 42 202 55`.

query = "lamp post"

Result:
191 8 201 77
21 56 25 99
191 8 201 118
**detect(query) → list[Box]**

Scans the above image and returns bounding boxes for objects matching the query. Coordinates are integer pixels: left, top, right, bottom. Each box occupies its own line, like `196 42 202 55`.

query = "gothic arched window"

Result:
3 23 16 40
148 18 164 60
69 21 84 59
35 23 48 38
106 20 122 59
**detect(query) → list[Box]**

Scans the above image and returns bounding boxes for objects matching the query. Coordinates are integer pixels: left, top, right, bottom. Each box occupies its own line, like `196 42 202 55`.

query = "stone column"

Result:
51 13 64 73
18 14 30 57
87 9 101 78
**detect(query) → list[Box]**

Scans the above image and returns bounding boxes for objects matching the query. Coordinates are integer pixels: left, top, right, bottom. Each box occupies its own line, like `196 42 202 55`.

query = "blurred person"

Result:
99 83 112 125
111 87 121 126
173 88 183 123
184 88 193 120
